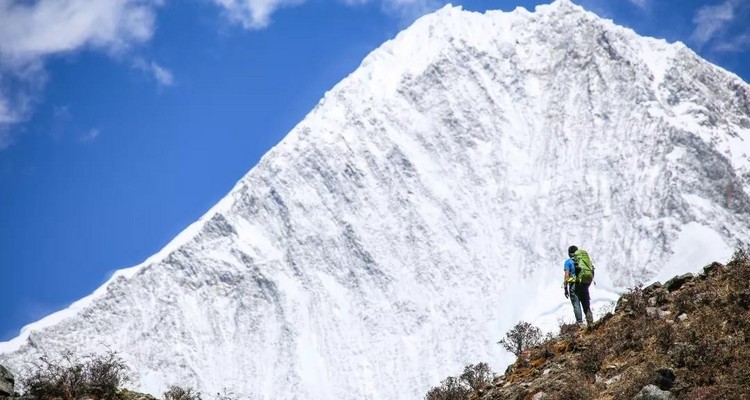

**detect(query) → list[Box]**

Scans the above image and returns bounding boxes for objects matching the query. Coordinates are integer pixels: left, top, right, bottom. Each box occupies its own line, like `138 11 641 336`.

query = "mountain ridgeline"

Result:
2 1 750 400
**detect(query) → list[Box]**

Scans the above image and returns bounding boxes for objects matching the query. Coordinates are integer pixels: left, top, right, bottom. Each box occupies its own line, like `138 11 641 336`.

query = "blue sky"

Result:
0 0 748 341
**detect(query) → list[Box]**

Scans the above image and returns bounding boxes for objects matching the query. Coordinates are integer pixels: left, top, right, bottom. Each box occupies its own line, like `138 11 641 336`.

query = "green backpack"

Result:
573 249 595 284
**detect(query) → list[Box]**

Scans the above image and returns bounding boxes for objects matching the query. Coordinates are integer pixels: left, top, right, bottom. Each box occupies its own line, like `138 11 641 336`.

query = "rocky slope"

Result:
479 249 750 400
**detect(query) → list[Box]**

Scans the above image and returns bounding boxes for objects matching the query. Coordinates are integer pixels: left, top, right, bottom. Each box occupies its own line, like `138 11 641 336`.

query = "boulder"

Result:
702 262 723 276
644 281 662 293
654 368 676 390
633 384 675 400
664 273 694 292
531 392 546 400
0 364 14 397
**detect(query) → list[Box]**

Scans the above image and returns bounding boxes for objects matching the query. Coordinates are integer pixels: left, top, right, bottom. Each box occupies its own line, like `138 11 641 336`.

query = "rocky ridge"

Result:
477 249 750 400
0 365 14 398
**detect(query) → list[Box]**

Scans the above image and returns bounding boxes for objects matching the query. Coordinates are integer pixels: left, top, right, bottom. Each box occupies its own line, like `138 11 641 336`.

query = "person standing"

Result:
563 245 595 326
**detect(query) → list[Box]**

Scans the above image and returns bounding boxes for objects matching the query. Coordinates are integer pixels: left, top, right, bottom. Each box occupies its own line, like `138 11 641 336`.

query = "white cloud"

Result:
382 0 443 22
211 0 442 30
690 0 737 48
627 0 647 9
134 58 174 87
211 0 306 29
713 31 750 53
0 0 162 145
0 0 160 62
151 63 174 86
80 128 100 142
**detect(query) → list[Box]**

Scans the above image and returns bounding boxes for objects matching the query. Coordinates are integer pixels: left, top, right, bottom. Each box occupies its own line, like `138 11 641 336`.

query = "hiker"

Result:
563 245 595 326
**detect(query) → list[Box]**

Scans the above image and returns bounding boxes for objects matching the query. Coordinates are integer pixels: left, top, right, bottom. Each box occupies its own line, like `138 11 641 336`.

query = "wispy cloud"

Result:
134 58 175 87
80 128 101 142
690 0 750 54
211 0 306 29
151 63 174 86
691 0 737 48
713 31 750 53
211 0 442 30
382 0 443 23
0 0 162 146
627 0 647 10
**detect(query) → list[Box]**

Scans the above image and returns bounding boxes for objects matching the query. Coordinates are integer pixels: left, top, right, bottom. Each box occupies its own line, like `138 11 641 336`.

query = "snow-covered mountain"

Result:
3 1 750 399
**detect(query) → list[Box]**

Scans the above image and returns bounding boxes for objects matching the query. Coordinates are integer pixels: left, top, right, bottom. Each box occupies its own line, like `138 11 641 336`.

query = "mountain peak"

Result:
539 0 586 13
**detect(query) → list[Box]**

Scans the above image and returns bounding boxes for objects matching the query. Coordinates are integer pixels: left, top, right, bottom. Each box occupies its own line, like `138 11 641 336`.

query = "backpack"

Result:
573 249 595 284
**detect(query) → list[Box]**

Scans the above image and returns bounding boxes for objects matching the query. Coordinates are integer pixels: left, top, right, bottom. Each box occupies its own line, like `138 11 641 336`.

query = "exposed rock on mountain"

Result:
0 364 14 398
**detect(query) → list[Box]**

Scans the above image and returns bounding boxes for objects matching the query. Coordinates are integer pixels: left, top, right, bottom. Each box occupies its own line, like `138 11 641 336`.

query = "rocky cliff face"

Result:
0 364 14 398
2 1 750 399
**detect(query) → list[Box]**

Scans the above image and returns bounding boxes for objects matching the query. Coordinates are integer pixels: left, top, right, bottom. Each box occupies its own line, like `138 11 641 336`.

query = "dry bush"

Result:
655 323 674 352
532 332 557 360
424 362 498 400
546 373 594 400
609 318 645 354
424 376 470 400
578 343 604 377
685 386 733 400
86 352 128 400
728 246 749 267
672 290 698 314
498 321 542 357
21 350 128 400
611 365 655 400
163 386 202 400
619 284 648 315
458 363 494 392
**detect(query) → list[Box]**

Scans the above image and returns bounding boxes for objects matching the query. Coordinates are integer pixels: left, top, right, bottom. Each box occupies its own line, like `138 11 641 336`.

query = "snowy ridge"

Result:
2 1 750 400
0 188 237 354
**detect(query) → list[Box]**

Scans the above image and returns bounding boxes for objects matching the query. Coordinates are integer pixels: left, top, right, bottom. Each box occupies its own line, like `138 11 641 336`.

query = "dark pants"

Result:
570 282 593 324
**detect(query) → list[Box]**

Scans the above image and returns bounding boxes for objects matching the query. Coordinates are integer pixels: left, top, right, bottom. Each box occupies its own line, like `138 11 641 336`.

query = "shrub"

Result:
424 376 470 400
458 363 493 392
86 352 129 400
578 343 604 376
611 365 654 400
620 284 647 315
498 321 542 357
547 372 594 400
729 246 749 266
22 350 128 400
424 362 497 400
655 324 674 352
164 385 202 400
